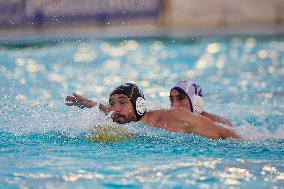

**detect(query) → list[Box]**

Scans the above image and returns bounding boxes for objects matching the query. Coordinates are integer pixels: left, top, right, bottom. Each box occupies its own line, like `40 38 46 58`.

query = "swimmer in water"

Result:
66 83 240 140
169 80 234 127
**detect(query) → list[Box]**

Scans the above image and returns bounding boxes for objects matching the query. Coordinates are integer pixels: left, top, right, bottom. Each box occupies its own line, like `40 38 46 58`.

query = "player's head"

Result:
170 80 204 115
109 83 146 123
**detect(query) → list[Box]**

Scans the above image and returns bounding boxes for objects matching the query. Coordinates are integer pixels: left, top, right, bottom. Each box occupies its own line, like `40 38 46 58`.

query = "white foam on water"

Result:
0 97 161 139
1 99 284 140
235 123 284 140
0 104 113 136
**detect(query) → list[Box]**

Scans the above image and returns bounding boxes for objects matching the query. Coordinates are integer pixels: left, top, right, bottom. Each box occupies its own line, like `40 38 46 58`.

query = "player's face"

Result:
109 94 137 124
169 89 191 111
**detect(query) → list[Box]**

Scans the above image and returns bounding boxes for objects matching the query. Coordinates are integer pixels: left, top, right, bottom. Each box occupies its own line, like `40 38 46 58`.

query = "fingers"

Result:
65 95 76 102
65 93 86 108
72 93 84 100
65 102 75 106
65 93 85 102
65 95 76 106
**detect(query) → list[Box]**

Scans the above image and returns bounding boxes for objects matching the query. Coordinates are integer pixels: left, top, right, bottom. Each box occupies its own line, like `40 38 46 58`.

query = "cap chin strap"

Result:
191 95 204 115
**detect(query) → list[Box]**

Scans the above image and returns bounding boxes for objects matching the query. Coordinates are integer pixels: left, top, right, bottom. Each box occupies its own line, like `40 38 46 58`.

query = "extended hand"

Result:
65 93 96 108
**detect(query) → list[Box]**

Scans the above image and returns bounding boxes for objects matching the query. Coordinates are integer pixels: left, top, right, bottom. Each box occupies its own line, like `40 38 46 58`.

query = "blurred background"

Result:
1 3 284 188
0 0 284 40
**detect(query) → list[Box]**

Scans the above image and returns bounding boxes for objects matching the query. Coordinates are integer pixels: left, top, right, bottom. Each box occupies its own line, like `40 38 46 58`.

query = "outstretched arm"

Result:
201 111 235 127
171 108 240 139
65 93 110 113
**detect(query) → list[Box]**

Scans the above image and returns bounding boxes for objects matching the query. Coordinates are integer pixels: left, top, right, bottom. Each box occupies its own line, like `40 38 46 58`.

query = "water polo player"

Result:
170 80 234 127
66 83 240 140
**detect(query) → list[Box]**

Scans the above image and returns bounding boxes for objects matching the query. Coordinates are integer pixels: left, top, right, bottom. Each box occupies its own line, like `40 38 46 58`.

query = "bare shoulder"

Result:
156 107 198 125
165 107 195 119
141 109 168 125
146 109 166 118
147 108 187 118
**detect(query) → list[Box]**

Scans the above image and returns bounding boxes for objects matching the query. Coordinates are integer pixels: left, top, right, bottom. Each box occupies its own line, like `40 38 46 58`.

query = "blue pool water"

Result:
0 35 284 188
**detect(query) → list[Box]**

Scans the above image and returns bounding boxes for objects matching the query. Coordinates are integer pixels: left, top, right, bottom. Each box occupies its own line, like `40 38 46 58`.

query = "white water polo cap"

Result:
171 80 204 115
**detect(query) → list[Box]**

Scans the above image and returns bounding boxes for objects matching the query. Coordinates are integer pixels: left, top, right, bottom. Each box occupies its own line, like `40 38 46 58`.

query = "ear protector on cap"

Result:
136 97 146 116
190 94 204 115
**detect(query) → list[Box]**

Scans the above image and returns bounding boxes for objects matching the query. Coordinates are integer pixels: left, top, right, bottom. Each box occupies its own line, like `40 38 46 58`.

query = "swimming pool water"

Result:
0 35 284 188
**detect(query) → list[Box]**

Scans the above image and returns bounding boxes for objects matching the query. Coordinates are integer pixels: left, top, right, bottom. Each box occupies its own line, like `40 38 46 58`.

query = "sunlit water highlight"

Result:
0 36 284 188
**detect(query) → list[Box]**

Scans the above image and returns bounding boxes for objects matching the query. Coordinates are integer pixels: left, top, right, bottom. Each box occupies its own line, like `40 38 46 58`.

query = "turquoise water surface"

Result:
0 36 284 188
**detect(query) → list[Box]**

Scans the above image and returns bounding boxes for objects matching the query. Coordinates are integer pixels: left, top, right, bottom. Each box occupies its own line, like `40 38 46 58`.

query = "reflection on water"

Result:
0 36 284 188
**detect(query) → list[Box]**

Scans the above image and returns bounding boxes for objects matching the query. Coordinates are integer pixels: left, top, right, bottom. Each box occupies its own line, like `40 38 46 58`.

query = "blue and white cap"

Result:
171 80 204 115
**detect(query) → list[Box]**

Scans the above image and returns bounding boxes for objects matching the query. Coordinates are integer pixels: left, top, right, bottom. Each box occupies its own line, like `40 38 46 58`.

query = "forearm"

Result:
202 112 234 127
221 128 241 140
162 108 241 140
80 100 110 114
190 115 240 140
202 117 240 139
65 93 107 112
98 103 111 114
215 116 234 127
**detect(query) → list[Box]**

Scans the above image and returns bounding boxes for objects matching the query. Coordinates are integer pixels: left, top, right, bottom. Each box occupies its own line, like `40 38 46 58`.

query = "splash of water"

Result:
1 94 284 140
235 123 284 140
